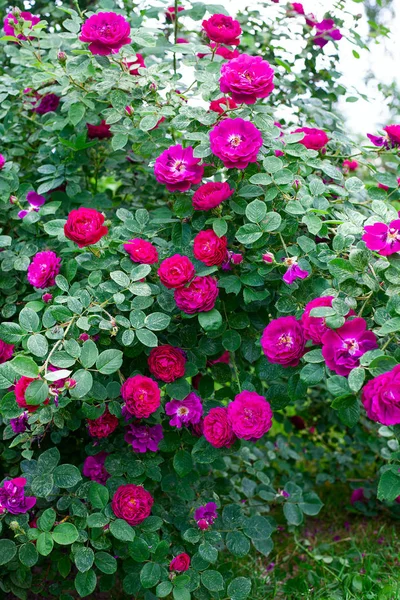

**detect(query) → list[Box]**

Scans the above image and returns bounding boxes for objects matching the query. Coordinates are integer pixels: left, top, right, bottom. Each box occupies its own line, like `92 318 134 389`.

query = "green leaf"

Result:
75 546 94 573
198 309 223 332
227 577 252 600
75 569 97 598
378 469 400 502
283 503 303 525
263 211 282 232
144 312 171 331
300 363 324 385
348 367 365 392
11 356 39 378
201 570 224 592
27 334 48 357
226 531 250 557
140 562 161 588
54 464 82 488
36 532 54 556
235 224 263 245
95 551 118 574
173 449 193 478
0 539 17 565
0 362 17 389
19 307 40 332
243 516 273 540
80 340 99 368
245 200 267 223
110 519 135 542
0 322 24 343
156 582 173 598
337 397 360 427
111 270 130 287
96 349 123 374
213 218 228 237
37 508 56 532
222 330 241 352
299 492 323 516
19 542 38 567
89 482 109 510
199 540 218 563
52 523 79 545
70 369 93 398
25 379 49 405
69 103 86 126
136 328 158 347
38 447 60 472
112 133 128 151
263 156 283 173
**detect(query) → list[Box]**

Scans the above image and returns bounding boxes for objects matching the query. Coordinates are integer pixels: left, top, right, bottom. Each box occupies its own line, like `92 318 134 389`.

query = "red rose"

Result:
169 553 191 572
87 408 119 438
86 120 112 139
123 238 159 264
111 484 154 525
14 377 46 413
193 230 228 266
64 207 108 248
158 254 195 289
192 182 234 211
148 345 186 383
124 53 146 75
174 276 219 314
121 375 161 418
293 127 329 151
209 97 238 114
202 14 242 46
203 407 236 448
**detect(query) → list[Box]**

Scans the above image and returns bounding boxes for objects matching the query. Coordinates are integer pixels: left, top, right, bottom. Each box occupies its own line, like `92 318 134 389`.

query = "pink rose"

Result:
148 345 186 383
362 219 400 256
170 553 191 572
209 97 238 114
0 155 5 170
227 391 273 440
384 125 400 146
79 12 131 56
193 230 228 266
124 53 146 75
210 118 263 169
111 484 154 525
293 127 329 150
82 452 110 485
0 340 14 364
123 238 159 264
343 159 358 172
3 11 40 40
301 296 338 344
192 181 234 211
202 14 241 45
15 377 47 413
174 276 218 314
362 365 400 426
158 254 195 289
121 375 160 418
203 407 236 448
261 316 305 367
87 408 119 438
87 120 112 139
154 144 204 192
313 19 342 48
220 54 274 105
64 207 108 247
291 3 304 15
27 251 61 289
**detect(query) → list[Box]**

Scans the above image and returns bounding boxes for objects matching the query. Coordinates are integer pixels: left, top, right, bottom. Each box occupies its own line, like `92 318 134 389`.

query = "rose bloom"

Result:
165 392 203 428
3 11 40 39
87 408 119 438
112 484 154 526
193 230 228 266
174 276 219 314
363 219 400 256
87 120 112 139
34 94 60 115
343 159 359 172
27 251 61 289
192 181 234 211
291 3 304 14
194 502 218 530
15 376 47 413
82 452 110 485
361 364 400 426
123 238 158 264
64 207 108 247
170 553 191 572
210 118 263 170
10 412 29 434
203 407 236 448
321 317 378 377
350 488 366 505
301 295 354 344
261 316 305 367
158 254 195 289
209 97 238 114
227 391 273 441
79 12 131 56
202 14 241 45
0 340 14 364
0 478 36 515
148 345 186 383
313 19 342 48
282 257 309 285
166 6 184 21
293 127 329 150
154 144 204 192
0 154 5 170
125 423 163 453
384 125 400 146
220 54 274 105
198 43 240 60
121 375 161 419
18 190 46 219
124 53 146 75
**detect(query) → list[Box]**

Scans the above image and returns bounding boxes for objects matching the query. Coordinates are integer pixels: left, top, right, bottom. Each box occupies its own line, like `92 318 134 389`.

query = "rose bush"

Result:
0 1 399 599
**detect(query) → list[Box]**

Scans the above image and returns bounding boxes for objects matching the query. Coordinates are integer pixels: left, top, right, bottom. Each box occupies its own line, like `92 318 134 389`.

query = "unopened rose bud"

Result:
125 106 133 116
9 195 17 204
57 51 67 65
110 318 116 327
149 82 157 92
262 252 274 263
65 378 76 389
79 333 90 342
293 179 301 190
11 7 21 18
9 520 19 530
42 293 52 303
231 253 243 265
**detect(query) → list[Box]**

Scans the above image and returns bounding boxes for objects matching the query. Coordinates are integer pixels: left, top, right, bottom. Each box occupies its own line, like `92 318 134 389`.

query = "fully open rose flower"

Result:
227 391 273 441
220 54 275 104
384 125 400 146
293 127 329 150
158 254 195 289
27 251 61 289
148 345 186 382
0 340 14 364
203 407 236 448
125 423 163 453
64 207 108 247
121 375 160 418
3 11 40 39
210 118 263 169
313 19 342 48
165 393 203 428
174 276 218 314
87 408 119 438
193 230 228 266
0 478 36 515
362 218 400 256
15 377 46 413
79 12 131 56
87 120 112 139
209 97 238 114
123 238 159 264
154 144 204 192
361 365 400 426
82 452 110 485
321 318 378 377
192 181 234 211
261 316 305 367
302 296 354 344
170 553 191 572
112 484 154 525
34 94 60 115
194 502 218 530
202 14 241 45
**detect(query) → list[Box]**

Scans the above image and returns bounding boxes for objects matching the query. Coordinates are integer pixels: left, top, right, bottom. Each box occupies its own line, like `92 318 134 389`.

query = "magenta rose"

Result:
384 125 400 146
0 154 5 170
148 345 186 383
82 452 110 485
321 318 378 377
158 254 195 289
3 11 40 40
203 407 236 448
15 376 48 413
313 19 342 48
192 181 234 211
261 316 305 367
124 53 146 75
362 219 400 256
301 295 353 344
174 276 218 314
64 207 108 247
121 375 160 419
227 391 273 441
34 94 60 115
79 12 131 56
343 159 358 172
124 423 163 453
291 3 305 15
209 97 238 114
27 251 61 289
0 340 14 364
361 365 400 426
87 408 119 438
293 127 329 150
202 14 241 45
170 553 191 572
210 118 263 170
166 6 184 21
87 120 112 139
0 478 36 515
154 144 204 192
220 54 274 105
123 238 159 264
193 230 228 266
165 393 203 428
111 484 154 525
